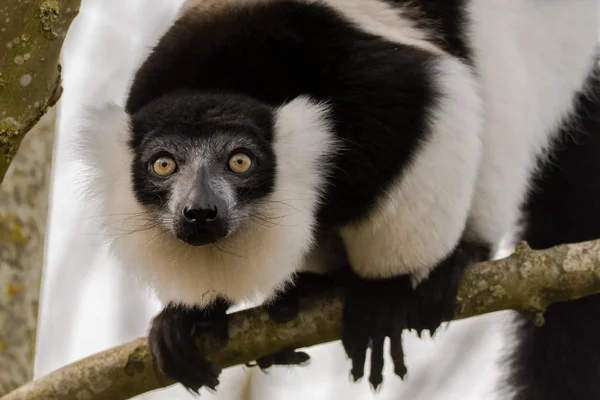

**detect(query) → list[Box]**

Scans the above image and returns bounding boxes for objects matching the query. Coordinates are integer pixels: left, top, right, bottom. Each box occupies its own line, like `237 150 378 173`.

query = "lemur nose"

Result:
183 205 218 223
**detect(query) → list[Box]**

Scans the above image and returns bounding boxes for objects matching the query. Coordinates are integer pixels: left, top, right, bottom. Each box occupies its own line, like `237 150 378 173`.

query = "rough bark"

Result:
2 240 600 400
0 0 80 184
0 106 56 395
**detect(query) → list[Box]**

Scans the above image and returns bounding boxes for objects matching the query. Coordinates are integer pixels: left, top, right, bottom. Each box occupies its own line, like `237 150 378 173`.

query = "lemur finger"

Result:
342 326 355 360
369 330 386 391
255 354 277 370
278 350 310 366
350 321 371 382
163 316 221 390
390 318 407 379
271 349 310 366
342 293 362 358
151 321 219 393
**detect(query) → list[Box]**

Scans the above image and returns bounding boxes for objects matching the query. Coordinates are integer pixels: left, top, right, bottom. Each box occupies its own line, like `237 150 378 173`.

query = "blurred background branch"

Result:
0 106 56 395
3 240 600 400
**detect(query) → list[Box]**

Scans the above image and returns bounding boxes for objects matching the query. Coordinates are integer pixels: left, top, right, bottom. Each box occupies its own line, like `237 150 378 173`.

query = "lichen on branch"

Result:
0 0 81 183
2 240 600 400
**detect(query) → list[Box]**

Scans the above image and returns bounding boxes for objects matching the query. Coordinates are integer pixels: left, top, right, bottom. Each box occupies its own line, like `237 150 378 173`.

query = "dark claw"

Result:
148 299 230 393
341 240 489 391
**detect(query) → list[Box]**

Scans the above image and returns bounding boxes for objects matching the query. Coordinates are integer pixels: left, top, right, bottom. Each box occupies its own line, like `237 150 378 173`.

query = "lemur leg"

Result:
334 55 483 390
148 297 230 393
251 271 338 370
266 271 338 322
342 241 490 390
509 70 600 400
255 229 346 369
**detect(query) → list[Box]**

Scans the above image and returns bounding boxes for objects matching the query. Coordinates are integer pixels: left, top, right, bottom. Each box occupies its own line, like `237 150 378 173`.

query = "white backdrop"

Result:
34 1 511 398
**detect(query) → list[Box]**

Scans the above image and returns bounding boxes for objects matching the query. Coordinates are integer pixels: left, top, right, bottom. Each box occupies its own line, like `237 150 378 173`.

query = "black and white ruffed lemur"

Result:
75 0 600 398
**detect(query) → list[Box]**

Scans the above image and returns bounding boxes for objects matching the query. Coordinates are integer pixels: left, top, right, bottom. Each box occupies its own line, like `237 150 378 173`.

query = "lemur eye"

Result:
152 156 177 177
228 153 252 174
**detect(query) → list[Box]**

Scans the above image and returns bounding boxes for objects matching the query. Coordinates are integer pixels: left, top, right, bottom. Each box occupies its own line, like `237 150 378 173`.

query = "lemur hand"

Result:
148 298 229 393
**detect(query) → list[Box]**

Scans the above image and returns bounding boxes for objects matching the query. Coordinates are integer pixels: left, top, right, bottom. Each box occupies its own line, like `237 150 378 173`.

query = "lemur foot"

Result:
342 241 490 391
249 272 337 371
148 298 230 394
248 348 311 370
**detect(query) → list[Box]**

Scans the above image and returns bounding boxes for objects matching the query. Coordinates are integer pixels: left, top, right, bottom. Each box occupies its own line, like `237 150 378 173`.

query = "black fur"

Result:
510 63 600 400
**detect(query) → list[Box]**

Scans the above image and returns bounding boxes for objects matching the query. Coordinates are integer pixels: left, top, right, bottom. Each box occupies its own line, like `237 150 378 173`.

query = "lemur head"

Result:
128 90 276 246
76 91 335 306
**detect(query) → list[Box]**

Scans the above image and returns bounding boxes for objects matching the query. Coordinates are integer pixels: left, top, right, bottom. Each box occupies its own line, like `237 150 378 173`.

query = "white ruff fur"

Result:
341 57 483 281
75 97 336 307
464 0 599 249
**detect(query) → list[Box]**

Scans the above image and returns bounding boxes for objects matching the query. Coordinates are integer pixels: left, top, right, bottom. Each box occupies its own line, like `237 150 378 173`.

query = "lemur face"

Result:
128 90 276 246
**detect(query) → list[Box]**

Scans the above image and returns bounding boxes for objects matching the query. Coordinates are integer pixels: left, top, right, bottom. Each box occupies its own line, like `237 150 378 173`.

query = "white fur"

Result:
464 0 599 250
75 97 336 307
340 57 483 281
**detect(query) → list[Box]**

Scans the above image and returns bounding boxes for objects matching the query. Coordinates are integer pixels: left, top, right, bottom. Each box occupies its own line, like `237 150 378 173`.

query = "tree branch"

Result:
3 240 600 400
0 0 80 184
